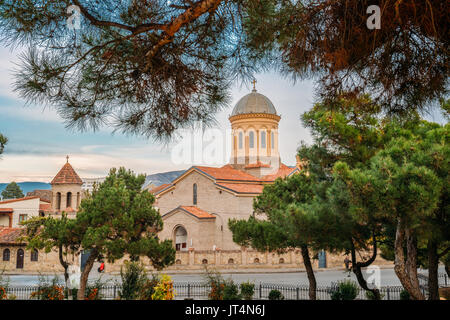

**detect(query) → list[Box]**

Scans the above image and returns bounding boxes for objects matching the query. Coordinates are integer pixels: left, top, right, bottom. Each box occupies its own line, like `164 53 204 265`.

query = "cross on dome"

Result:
252 79 257 92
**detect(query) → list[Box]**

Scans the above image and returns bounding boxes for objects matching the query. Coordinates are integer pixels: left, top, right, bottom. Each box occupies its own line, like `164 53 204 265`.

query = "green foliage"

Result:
204 269 226 300
1 182 24 199
0 269 9 300
400 290 410 300
0 133 7 156
138 276 160 300
30 275 64 300
85 278 107 300
240 281 255 300
223 280 242 300
330 280 360 300
268 289 284 300
75 167 175 269
119 261 148 300
151 274 175 300
365 290 384 300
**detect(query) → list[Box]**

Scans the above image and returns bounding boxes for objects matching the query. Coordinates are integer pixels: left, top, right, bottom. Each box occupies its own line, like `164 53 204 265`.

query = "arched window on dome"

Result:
261 131 266 149
271 132 275 149
249 131 255 148
238 132 243 149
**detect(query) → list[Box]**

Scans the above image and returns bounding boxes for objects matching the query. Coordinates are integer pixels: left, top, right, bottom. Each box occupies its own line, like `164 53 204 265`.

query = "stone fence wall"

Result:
0 245 392 273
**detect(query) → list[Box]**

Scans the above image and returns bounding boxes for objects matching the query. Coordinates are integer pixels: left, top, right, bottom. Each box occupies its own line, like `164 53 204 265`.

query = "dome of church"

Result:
231 89 277 116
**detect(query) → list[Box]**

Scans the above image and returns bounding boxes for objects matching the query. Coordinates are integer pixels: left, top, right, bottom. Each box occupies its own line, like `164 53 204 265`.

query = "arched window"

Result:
271 132 275 149
3 248 10 261
175 259 181 265
261 131 266 148
202 259 208 265
56 192 61 210
66 192 72 208
228 258 234 264
31 249 38 262
238 132 243 149
16 249 24 269
254 258 260 264
249 131 254 148
175 226 188 251
279 258 285 264
76 192 81 209
193 183 197 205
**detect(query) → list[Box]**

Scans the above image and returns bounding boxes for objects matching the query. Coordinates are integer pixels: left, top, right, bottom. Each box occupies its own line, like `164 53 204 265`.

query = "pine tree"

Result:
0 133 7 156
1 182 24 199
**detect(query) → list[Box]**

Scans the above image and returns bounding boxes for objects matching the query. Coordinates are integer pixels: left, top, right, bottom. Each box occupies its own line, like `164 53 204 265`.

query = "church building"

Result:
153 87 299 254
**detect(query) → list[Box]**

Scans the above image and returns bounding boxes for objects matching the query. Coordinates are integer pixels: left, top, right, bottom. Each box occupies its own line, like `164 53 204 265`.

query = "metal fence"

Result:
0 282 429 300
3 272 448 300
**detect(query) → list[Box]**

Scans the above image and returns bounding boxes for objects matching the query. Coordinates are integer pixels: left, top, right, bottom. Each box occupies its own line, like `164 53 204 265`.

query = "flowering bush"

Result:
204 269 226 300
138 276 159 300
151 274 176 300
30 275 65 300
30 285 65 300
0 286 7 300
84 278 106 300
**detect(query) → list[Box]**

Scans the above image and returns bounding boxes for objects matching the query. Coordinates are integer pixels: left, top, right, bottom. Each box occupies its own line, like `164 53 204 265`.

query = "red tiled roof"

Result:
0 196 40 205
0 227 25 245
51 162 83 185
179 206 216 219
261 164 298 181
149 183 172 195
0 208 13 213
216 183 264 194
195 165 261 182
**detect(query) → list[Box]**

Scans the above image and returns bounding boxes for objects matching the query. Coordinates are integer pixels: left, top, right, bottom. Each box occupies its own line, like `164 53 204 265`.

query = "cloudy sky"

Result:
0 46 318 183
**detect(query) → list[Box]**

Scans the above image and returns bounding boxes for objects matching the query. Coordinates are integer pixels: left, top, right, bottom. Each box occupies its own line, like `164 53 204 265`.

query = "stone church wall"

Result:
0 245 393 274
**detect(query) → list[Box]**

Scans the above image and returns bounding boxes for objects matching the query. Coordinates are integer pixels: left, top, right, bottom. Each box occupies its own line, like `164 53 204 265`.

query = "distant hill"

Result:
143 170 186 189
0 182 51 197
0 170 186 198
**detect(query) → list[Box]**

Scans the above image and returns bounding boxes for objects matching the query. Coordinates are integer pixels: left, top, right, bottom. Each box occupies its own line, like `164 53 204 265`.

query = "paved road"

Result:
3 267 444 287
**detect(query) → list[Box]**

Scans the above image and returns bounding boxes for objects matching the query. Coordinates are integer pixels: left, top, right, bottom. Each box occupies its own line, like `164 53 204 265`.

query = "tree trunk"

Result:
77 248 98 300
427 240 439 300
300 245 316 300
445 260 450 278
350 236 381 300
393 218 425 300
58 244 71 299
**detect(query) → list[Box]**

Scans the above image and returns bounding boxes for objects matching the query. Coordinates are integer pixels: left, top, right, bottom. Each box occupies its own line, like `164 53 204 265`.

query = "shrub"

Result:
138 275 159 300
205 268 226 300
223 280 241 300
119 261 148 300
151 274 176 300
85 278 107 300
400 289 410 300
268 289 284 300
240 282 255 300
330 280 360 300
365 290 384 300
0 269 9 300
0 286 7 300
30 276 64 300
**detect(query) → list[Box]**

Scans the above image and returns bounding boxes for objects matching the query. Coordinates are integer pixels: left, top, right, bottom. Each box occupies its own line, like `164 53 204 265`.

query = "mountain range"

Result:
0 170 186 197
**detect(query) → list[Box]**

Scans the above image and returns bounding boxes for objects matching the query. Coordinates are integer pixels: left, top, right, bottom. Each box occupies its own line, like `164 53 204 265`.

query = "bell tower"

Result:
51 156 83 213
228 86 281 177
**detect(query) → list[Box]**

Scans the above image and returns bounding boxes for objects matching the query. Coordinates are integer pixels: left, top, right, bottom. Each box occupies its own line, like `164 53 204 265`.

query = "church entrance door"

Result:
175 226 188 251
